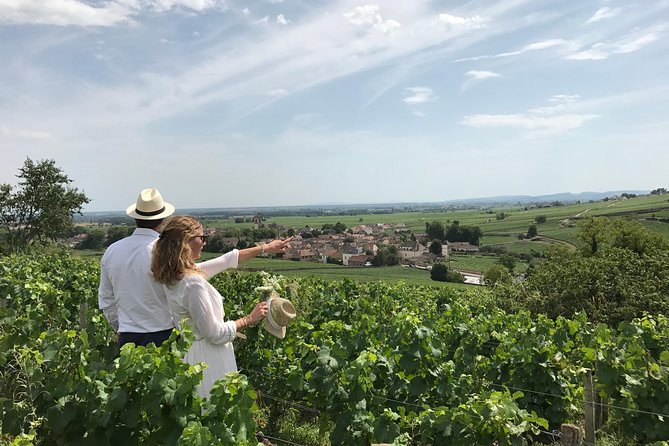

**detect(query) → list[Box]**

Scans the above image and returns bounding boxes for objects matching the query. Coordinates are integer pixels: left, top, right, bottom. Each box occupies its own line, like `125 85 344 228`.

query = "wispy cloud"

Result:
565 24 665 60
585 7 622 24
276 14 290 25
462 70 500 92
402 87 437 105
455 39 568 62
0 0 227 26
0 125 53 140
436 13 486 30
461 95 599 137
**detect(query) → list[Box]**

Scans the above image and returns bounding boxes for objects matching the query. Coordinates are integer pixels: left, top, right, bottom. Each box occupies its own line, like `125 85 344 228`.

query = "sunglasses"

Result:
192 235 207 243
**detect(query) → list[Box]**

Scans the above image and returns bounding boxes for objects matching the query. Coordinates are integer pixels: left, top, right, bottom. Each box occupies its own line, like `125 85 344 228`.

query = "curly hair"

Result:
151 215 205 286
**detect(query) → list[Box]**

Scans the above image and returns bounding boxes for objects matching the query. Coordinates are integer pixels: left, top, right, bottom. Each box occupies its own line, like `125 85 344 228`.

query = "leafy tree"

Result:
76 229 106 250
333 222 346 234
576 217 667 257
373 246 399 266
526 225 537 238
483 264 514 286
0 158 89 252
495 212 506 220
430 262 448 282
446 270 465 283
105 226 133 247
445 222 482 245
425 221 445 241
497 253 516 272
429 240 442 256
535 215 547 224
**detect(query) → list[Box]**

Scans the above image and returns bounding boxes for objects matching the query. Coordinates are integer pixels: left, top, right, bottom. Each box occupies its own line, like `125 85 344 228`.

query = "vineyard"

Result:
1 251 668 445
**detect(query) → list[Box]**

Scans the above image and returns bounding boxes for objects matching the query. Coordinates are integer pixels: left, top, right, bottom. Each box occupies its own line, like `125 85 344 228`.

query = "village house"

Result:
447 242 480 253
398 240 428 260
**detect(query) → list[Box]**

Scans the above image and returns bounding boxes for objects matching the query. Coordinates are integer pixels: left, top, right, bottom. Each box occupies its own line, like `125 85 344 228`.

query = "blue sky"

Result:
1 0 668 212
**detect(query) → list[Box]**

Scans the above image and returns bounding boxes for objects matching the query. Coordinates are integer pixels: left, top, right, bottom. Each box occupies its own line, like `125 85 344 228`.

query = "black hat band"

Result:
135 206 166 217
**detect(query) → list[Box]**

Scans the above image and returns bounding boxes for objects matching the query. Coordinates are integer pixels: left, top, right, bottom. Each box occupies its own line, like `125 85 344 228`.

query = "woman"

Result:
151 215 291 398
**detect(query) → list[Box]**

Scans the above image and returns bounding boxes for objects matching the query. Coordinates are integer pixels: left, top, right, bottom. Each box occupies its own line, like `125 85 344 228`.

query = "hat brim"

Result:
263 319 286 339
126 202 175 220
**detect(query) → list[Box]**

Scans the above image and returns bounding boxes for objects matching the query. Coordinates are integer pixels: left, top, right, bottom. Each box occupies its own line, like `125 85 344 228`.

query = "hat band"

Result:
266 299 280 329
135 206 166 217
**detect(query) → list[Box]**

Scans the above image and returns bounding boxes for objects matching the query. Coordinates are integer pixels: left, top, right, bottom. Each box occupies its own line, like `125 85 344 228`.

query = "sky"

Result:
1 0 668 212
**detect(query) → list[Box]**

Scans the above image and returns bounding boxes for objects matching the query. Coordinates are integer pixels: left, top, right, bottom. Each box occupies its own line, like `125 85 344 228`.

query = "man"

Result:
98 188 176 347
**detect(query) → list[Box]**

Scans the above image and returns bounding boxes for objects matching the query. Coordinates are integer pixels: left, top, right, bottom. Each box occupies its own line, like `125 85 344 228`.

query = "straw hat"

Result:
263 292 296 339
126 188 175 220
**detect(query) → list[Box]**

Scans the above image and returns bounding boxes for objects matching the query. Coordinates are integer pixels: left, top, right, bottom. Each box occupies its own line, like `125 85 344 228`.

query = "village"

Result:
202 216 482 283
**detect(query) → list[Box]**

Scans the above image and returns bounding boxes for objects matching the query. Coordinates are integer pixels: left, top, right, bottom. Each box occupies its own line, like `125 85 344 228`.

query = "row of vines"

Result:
1 251 668 445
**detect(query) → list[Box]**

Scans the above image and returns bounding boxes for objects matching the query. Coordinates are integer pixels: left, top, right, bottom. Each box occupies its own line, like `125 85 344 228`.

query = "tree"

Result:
105 226 133 247
535 215 547 224
483 264 513 286
429 240 443 256
526 225 538 238
497 253 516 272
430 262 448 282
426 221 445 241
76 230 106 250
0 158 90 252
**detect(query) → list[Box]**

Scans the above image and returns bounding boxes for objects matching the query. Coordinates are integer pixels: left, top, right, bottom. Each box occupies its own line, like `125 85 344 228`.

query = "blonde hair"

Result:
152 215 205 286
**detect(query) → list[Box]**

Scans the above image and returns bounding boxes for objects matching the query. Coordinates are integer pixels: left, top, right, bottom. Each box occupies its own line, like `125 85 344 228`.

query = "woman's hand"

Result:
264 237 293 254
246 301 269 326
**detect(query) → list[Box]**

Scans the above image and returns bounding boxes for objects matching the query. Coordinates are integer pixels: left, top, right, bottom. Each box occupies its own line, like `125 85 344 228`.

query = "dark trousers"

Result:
118 328 173 348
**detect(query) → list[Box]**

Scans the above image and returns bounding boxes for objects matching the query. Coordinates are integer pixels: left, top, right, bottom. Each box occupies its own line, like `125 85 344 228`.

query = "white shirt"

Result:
98 228 172 332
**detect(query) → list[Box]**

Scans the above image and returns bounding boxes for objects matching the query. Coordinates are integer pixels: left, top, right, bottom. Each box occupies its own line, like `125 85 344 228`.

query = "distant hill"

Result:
80 190 651 219
444 190 650 205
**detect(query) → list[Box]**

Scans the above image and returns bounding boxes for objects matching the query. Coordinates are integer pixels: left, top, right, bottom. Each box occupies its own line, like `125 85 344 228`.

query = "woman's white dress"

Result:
162 249 240 398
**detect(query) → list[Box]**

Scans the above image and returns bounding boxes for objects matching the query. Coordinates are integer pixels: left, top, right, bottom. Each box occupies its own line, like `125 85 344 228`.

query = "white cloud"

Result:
565 25 664 60
455 39 568 62
0 0 134 27
437 13 486 30
549 94 580 104
242 7 250 15
266 88 289 97
403 87 437 104
461 70 500 92
0 125 53 140
0 0 227 26
255 16 269 25
585 7 622 24
276 14 290 25
614 32 661 53
461 96 599 136
344 5 400 35
144 0 226 13
465 70 500 80
564 44 608 60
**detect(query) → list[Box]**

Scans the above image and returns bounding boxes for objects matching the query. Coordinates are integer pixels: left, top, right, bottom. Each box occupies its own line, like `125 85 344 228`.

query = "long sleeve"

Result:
98 258 119 332
197 249 239 279
184 279 237 345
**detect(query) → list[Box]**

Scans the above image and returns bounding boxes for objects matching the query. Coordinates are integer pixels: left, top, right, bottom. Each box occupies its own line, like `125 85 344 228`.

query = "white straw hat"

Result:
263 292 296 339
126 188 175 220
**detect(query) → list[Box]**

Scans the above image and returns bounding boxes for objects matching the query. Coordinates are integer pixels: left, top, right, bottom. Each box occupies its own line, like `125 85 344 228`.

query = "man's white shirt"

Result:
98 228 172 333
98 228 241 333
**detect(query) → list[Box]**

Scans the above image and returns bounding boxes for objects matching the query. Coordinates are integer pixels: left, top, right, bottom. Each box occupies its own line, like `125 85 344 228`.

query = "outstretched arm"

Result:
238 237 293 263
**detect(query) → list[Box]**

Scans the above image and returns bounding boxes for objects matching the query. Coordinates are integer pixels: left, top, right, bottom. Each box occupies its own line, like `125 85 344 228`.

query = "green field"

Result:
78 194 669 285
199 253 471 288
